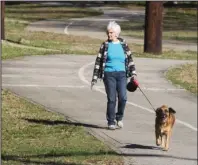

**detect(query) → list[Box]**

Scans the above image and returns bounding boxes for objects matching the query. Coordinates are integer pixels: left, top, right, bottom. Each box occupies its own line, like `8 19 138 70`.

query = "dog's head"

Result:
156 105 176 122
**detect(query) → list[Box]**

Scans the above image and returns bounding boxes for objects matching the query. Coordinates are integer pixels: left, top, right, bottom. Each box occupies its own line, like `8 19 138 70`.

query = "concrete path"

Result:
2 55 197 165
26 6 197 52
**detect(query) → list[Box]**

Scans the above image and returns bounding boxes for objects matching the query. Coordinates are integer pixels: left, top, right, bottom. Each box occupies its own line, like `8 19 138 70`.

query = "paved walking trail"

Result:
2 3 197 165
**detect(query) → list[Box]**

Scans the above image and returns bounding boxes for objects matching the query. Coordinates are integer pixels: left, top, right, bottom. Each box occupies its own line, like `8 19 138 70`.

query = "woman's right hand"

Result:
130 76 139 87
130 75 137 81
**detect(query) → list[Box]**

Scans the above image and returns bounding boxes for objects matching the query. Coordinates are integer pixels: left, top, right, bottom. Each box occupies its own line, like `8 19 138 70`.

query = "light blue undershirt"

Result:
104 41 125 72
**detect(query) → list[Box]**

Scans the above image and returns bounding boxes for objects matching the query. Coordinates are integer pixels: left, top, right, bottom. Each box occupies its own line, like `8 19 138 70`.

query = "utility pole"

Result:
144 1 163 54
1 1 5 40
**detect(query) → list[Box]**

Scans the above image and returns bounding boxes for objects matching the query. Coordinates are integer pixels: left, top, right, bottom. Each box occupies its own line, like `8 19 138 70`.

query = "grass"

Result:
130 44 197 60
4 19 28 43
120 7 197 43
2 42 59 60
3 18 197 60
166 63 197 94
3 32 197 61
5 2 103 43
5 3 103 22
10 30 102 55
2 90 124 165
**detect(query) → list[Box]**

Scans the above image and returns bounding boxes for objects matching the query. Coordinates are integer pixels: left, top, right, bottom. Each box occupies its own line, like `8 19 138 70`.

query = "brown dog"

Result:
155 105 176 151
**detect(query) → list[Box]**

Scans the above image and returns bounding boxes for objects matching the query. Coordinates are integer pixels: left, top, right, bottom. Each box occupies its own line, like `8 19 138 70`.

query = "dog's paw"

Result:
156 143 161 146
162 147 169 151
156 139 161 146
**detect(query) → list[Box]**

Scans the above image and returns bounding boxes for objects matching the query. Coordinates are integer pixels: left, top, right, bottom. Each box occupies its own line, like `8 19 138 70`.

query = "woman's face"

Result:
107 28 117 41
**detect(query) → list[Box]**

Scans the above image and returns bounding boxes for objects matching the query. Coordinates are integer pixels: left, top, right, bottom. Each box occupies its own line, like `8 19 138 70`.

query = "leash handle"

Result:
138 86 156 112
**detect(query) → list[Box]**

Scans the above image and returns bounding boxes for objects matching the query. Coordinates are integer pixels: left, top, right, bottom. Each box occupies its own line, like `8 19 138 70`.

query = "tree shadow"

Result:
122 144 161 150
2 155 82 165
2 151 117 159
5 39 21 44
2 149 197 163
22 118 107 130
7 159 78 165
2 151 117 164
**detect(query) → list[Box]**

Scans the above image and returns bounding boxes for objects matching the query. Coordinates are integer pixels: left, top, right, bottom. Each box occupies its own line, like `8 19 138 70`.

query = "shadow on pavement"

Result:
121 153 197 161
121 144 197 161
22 118 107 130
123 144 161 150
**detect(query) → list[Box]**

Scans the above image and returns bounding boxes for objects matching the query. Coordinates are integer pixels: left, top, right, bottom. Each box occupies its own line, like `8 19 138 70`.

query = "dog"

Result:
155 105 176 151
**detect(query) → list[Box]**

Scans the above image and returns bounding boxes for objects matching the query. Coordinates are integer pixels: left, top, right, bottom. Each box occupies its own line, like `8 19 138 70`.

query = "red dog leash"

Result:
132 79 156 112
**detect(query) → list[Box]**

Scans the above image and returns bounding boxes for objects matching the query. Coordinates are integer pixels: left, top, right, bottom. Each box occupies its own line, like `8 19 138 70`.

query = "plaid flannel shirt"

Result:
91 37 136 83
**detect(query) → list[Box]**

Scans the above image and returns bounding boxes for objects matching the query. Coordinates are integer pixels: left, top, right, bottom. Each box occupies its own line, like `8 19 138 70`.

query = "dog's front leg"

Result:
155 130 161 146
161 134 166 150
164 132 171 151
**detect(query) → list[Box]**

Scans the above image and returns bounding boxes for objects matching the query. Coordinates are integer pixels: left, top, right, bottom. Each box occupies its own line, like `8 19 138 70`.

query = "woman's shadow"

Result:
22 118 108 130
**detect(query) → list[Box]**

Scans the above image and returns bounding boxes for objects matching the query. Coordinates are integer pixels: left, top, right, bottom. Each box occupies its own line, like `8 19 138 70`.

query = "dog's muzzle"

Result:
160 114 167 120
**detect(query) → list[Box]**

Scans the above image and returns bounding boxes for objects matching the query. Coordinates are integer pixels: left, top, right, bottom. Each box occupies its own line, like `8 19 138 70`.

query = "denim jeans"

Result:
103 71 127 125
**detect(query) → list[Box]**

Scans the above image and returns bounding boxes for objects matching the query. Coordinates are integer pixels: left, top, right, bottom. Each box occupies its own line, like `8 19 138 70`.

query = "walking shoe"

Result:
108 125 116 130
117 120 124 128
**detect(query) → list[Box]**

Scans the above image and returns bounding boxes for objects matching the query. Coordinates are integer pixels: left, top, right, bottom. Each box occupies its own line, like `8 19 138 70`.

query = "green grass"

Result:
5 2 103 43
5 19 28 43
2 90 124 165
13 31 102 55
3 36 197 61
130 44 197 60
2 42 59 60
166 63 197 94
5 3 103 22
120 7 197 43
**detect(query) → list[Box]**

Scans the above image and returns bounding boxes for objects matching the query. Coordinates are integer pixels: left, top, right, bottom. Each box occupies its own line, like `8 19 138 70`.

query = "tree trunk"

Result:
144 2 163 54
1 1 5 40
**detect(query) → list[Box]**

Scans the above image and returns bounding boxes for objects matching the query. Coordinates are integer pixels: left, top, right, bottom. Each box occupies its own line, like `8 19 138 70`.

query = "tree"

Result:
1 1 5 40
144 2 163 54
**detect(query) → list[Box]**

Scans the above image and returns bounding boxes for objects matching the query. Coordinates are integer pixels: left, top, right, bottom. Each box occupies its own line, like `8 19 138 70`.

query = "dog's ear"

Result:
169 107 176 114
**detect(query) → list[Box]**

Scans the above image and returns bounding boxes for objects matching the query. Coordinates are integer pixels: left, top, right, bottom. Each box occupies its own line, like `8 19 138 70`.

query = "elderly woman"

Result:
91 21 137 130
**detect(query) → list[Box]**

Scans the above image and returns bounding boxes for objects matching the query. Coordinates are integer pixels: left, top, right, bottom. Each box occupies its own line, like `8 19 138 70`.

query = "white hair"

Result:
107 21 121 37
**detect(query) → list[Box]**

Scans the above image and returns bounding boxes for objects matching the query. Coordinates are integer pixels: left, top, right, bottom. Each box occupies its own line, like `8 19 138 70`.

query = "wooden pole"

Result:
144 1 163 54
1 1 5 40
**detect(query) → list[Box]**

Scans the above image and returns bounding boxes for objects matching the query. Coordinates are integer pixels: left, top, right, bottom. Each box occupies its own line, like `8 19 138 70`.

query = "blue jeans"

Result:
103 71 127 125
